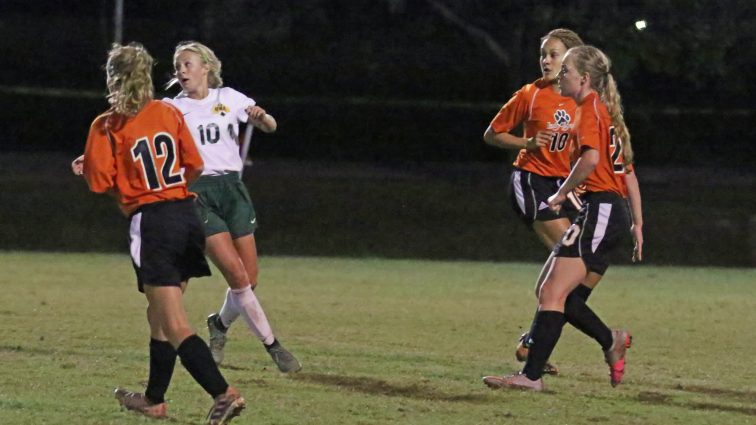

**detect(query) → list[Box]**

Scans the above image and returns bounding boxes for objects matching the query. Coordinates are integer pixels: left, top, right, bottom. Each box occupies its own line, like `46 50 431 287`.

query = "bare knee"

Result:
246 265 259 289
538 279 568 310
221 261 251 289
161 323 195 347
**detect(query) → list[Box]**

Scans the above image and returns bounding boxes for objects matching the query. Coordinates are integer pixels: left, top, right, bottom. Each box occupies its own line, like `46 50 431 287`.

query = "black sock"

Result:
214 315 228 332
177 335 229 398
264 338 280 351
522 310 539 348
564 289 613 351
573 284 593 302
522 311 566 380
145 339 176 404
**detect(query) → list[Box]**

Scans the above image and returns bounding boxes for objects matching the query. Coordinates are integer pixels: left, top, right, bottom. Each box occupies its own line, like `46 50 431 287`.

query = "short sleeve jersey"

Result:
489 78 577 178
574 92 626 196
83 100 204 216
164 87 255 176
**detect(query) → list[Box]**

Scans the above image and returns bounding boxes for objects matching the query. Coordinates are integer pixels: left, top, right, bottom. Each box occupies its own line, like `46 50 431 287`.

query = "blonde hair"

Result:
167 41 223 89
105 43 154 116
567 45 633 165
541 28 584 50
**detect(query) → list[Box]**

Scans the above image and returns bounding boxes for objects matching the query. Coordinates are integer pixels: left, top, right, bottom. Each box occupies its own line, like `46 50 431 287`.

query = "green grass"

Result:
1 252 755 424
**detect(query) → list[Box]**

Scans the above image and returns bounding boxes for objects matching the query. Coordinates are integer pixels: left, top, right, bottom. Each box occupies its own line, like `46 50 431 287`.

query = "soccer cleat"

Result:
114 388 167 419
206 386 246 425
515 332 559 375
604 329 631 387
207 313 228 365
482 373 544 391
266 342 302 373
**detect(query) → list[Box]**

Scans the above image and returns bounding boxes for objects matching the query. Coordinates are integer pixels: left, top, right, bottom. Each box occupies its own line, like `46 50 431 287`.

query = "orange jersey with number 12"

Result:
84 100 204 216
489 78 577 177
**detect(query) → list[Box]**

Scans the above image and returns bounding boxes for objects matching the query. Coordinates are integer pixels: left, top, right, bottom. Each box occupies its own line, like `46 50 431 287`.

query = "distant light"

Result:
635 20 647 31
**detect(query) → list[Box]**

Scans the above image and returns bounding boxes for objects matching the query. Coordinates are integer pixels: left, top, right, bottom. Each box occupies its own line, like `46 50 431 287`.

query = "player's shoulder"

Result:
89 110 115 133
154 99 182 114
579 93 602 117
219 86 254 103
517 79 544 96
588 93 610 123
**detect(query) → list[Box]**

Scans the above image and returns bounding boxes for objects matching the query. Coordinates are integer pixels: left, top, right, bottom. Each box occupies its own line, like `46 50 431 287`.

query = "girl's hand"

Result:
71 154 84 176
245 105 267 123
547 191 566 213
631 224 643 262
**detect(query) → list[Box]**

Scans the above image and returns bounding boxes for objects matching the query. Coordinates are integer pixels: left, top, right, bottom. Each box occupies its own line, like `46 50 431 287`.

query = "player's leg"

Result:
484 256 584 391
114 302 174 418
566 193 633 386
522 257 585 373
205 231 249 364
562 271 614 352
233 234 300 372
516 215 568 373
145 284 245 421
532 218 569 250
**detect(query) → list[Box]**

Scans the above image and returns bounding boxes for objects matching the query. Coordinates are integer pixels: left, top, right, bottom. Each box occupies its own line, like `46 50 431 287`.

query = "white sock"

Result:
218 288 240 328
231 285 275 345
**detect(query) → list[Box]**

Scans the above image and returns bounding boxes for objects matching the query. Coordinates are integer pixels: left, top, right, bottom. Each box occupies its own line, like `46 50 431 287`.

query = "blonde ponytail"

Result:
105 43 154 116
603 74 633 165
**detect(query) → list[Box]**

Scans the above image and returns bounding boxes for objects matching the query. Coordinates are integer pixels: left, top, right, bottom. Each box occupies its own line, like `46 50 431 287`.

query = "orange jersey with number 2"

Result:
83 100 204 216
574 92 626 196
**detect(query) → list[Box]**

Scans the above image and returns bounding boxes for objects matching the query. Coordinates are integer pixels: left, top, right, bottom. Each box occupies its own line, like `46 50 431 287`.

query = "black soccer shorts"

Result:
508 168 582 226
552 191 630 275
128 198 211 292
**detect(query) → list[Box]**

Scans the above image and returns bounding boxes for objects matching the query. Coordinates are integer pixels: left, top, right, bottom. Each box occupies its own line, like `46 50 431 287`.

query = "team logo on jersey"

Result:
548 109 572 131
212 103 230 116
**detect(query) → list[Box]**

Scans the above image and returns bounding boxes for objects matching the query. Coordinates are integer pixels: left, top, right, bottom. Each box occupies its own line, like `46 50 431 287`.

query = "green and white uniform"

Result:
164 87 258 237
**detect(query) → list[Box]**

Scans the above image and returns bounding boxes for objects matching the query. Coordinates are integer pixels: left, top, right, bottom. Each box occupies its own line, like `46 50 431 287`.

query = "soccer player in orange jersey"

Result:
484 28 583 248
73 42 301 374
484 28 584 375
484 46 640 391
81 43 244 424
483 29 643 375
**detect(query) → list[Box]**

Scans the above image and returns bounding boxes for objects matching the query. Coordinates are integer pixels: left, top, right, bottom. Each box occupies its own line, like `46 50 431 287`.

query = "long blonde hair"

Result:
166 41 223 89
567 45 633 165
541 28 584 51
105 43 154 116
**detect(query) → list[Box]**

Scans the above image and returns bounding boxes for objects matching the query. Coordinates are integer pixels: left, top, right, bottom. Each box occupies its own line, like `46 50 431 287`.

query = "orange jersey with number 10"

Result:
83 100 204 216
489 78 578 177
574 92 626 196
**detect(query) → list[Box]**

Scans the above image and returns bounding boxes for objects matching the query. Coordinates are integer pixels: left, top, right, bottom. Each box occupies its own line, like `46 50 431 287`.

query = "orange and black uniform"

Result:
83 100 211 290
84 100 204 216
489 79 580 224
553 92 631 275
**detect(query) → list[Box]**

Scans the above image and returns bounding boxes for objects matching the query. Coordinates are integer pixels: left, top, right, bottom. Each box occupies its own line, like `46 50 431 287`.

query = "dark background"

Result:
1 0 754 266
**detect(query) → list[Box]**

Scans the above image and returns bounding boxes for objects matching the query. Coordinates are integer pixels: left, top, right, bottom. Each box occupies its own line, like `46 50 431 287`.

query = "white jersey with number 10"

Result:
164 87 255 176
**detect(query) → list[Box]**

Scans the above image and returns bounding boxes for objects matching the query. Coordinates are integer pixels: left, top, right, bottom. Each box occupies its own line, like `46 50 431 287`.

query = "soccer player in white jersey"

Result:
165 41 300 373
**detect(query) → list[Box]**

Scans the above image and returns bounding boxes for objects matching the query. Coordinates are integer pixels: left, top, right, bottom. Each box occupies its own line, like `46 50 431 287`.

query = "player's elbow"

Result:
582 148 600 168
483 126 496 145
262 117 277 133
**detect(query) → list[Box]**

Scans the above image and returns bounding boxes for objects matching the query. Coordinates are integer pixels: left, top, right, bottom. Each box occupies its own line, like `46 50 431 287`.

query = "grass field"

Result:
1 252 755 424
